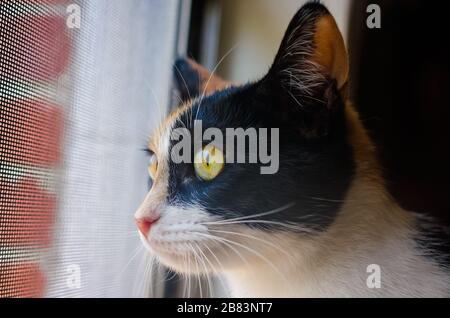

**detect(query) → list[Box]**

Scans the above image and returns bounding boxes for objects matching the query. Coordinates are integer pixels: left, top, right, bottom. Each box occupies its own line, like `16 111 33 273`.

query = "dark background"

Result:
188 0 450 226
349 0 450 225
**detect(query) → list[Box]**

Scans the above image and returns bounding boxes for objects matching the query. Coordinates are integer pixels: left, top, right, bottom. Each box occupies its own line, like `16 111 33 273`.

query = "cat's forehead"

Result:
149 87 239 153
148 100 194 154
149 83 267 159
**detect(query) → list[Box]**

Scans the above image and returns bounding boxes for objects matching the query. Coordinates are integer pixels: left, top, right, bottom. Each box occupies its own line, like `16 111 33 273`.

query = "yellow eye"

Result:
148 154 158 180
194 145 224 181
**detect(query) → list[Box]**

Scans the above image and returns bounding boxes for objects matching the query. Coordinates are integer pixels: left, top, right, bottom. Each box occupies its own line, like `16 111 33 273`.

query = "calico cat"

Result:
135 2 450 297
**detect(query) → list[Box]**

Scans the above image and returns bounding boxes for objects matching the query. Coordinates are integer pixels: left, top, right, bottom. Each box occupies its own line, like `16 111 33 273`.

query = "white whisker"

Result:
194 43 239 121
202 202 296 224
119 245 143 277
208 228 294 261
192 232 289 285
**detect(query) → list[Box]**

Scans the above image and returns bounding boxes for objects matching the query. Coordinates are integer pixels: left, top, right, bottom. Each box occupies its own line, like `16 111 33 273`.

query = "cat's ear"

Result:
174 57 230 102
264 3 349 137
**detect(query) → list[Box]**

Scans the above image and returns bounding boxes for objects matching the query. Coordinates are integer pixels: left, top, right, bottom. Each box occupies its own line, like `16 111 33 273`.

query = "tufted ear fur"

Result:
263 2 349 137
173 57 230 102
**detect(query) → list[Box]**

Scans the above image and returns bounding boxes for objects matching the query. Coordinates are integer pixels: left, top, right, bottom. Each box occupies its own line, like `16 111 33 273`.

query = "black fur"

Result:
415 215 450 270
167 2 355 232
174 58 201 102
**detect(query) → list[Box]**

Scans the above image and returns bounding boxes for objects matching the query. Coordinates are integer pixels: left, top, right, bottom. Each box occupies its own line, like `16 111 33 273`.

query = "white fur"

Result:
136 71 450 298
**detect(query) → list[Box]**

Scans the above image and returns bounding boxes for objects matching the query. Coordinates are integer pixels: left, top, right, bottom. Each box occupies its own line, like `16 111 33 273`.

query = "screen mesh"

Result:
1 0 180 297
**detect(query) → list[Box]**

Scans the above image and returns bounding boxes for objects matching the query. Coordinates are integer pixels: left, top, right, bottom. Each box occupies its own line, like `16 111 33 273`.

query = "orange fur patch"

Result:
312 15 349 90
186 58 231 96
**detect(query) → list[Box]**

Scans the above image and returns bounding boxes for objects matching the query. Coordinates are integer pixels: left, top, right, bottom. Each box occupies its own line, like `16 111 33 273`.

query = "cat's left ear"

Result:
263 3 349 136
174 58 230 102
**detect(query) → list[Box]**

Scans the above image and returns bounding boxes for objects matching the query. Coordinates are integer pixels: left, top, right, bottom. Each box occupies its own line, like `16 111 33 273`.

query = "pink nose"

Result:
135 217 159 238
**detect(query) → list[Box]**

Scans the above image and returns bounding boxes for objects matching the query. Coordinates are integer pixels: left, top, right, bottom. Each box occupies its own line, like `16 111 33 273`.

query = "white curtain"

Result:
45 0 180 297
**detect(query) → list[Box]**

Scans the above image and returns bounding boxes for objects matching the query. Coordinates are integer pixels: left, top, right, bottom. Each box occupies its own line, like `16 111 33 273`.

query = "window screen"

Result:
1 0 183 297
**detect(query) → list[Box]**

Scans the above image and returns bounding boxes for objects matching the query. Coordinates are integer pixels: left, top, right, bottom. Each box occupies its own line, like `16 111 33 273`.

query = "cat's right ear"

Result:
173 58 230 102
262 3 349 137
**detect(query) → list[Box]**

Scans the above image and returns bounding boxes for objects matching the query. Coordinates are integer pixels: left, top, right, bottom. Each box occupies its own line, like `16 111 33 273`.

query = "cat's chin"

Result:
139 232 215 274
157 254 201 274
151 249 217 275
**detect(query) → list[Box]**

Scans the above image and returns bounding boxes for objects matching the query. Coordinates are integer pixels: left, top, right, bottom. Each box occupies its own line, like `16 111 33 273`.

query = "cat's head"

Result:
135 3 355 274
